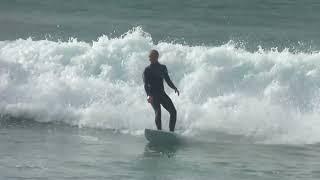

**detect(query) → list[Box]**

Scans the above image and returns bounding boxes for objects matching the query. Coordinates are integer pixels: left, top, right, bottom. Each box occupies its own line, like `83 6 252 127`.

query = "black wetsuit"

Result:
143 62 177 132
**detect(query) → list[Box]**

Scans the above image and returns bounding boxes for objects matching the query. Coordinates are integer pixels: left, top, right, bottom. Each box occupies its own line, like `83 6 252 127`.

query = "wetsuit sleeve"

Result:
163 66 177 90
143 68 152 96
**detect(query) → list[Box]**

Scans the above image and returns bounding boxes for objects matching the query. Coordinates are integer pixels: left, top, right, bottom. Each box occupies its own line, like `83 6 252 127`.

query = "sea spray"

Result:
1 27 320 144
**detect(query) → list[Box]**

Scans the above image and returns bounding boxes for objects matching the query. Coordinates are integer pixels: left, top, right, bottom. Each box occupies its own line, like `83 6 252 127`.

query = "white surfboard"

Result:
144 128 179 144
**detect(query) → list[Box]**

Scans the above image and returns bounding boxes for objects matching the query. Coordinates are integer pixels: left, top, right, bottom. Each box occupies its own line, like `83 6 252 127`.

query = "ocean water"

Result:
1 0 320 179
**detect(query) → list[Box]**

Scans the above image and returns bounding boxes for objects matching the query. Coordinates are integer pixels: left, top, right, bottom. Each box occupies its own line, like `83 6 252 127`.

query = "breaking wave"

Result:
1 27 320 144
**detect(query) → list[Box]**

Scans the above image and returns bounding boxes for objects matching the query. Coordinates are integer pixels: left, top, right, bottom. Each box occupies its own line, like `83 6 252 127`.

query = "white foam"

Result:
1 27 320 144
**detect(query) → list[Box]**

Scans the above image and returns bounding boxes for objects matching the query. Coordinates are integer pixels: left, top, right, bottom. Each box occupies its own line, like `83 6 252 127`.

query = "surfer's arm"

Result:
143 69 152 96
163 66 177 90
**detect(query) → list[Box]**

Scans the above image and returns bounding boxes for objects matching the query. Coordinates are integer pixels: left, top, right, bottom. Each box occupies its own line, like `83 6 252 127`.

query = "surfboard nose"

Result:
144 128 180 145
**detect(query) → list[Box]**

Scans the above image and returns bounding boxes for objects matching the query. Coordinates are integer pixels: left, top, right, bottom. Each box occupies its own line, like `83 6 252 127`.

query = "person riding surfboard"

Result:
143 50 180 132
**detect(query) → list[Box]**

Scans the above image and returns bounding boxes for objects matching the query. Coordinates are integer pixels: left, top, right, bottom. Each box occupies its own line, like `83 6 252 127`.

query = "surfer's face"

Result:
149 51 158 64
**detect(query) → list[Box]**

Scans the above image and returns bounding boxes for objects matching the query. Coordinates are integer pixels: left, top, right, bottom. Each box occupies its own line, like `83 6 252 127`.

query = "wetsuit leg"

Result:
160 93 177 132
151 96 161 130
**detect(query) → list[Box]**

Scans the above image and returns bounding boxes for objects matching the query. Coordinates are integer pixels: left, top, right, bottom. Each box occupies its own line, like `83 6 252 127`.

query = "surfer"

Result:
143 50 180 132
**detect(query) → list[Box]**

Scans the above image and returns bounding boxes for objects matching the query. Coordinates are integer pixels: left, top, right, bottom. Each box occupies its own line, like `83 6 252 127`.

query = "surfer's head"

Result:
149 49 159 64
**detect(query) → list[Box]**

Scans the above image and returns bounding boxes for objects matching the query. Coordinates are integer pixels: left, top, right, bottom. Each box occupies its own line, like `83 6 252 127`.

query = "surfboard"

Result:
144 128 179 144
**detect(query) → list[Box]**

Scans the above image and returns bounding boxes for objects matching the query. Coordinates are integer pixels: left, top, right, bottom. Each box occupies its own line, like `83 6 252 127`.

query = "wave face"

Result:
1 28 320 144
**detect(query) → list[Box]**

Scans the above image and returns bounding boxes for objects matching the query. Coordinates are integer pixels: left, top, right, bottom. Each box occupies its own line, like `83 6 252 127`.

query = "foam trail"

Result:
1 27 320 144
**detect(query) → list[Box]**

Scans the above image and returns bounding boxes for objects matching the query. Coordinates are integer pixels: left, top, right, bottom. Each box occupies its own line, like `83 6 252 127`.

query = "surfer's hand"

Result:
175 88 180 96
147 96 153 103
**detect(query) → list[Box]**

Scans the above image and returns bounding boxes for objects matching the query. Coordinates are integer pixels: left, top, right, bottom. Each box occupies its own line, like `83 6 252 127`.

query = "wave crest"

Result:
1 27 320 144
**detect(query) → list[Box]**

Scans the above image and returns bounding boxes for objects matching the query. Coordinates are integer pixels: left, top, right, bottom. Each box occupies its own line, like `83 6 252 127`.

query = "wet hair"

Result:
150 49 159 58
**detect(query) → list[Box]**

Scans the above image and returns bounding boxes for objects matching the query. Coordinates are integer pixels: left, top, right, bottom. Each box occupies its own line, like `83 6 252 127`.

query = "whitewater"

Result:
1 28 320 145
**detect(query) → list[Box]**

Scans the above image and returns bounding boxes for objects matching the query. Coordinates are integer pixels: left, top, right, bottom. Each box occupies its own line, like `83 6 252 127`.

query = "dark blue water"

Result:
1 0 320 50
